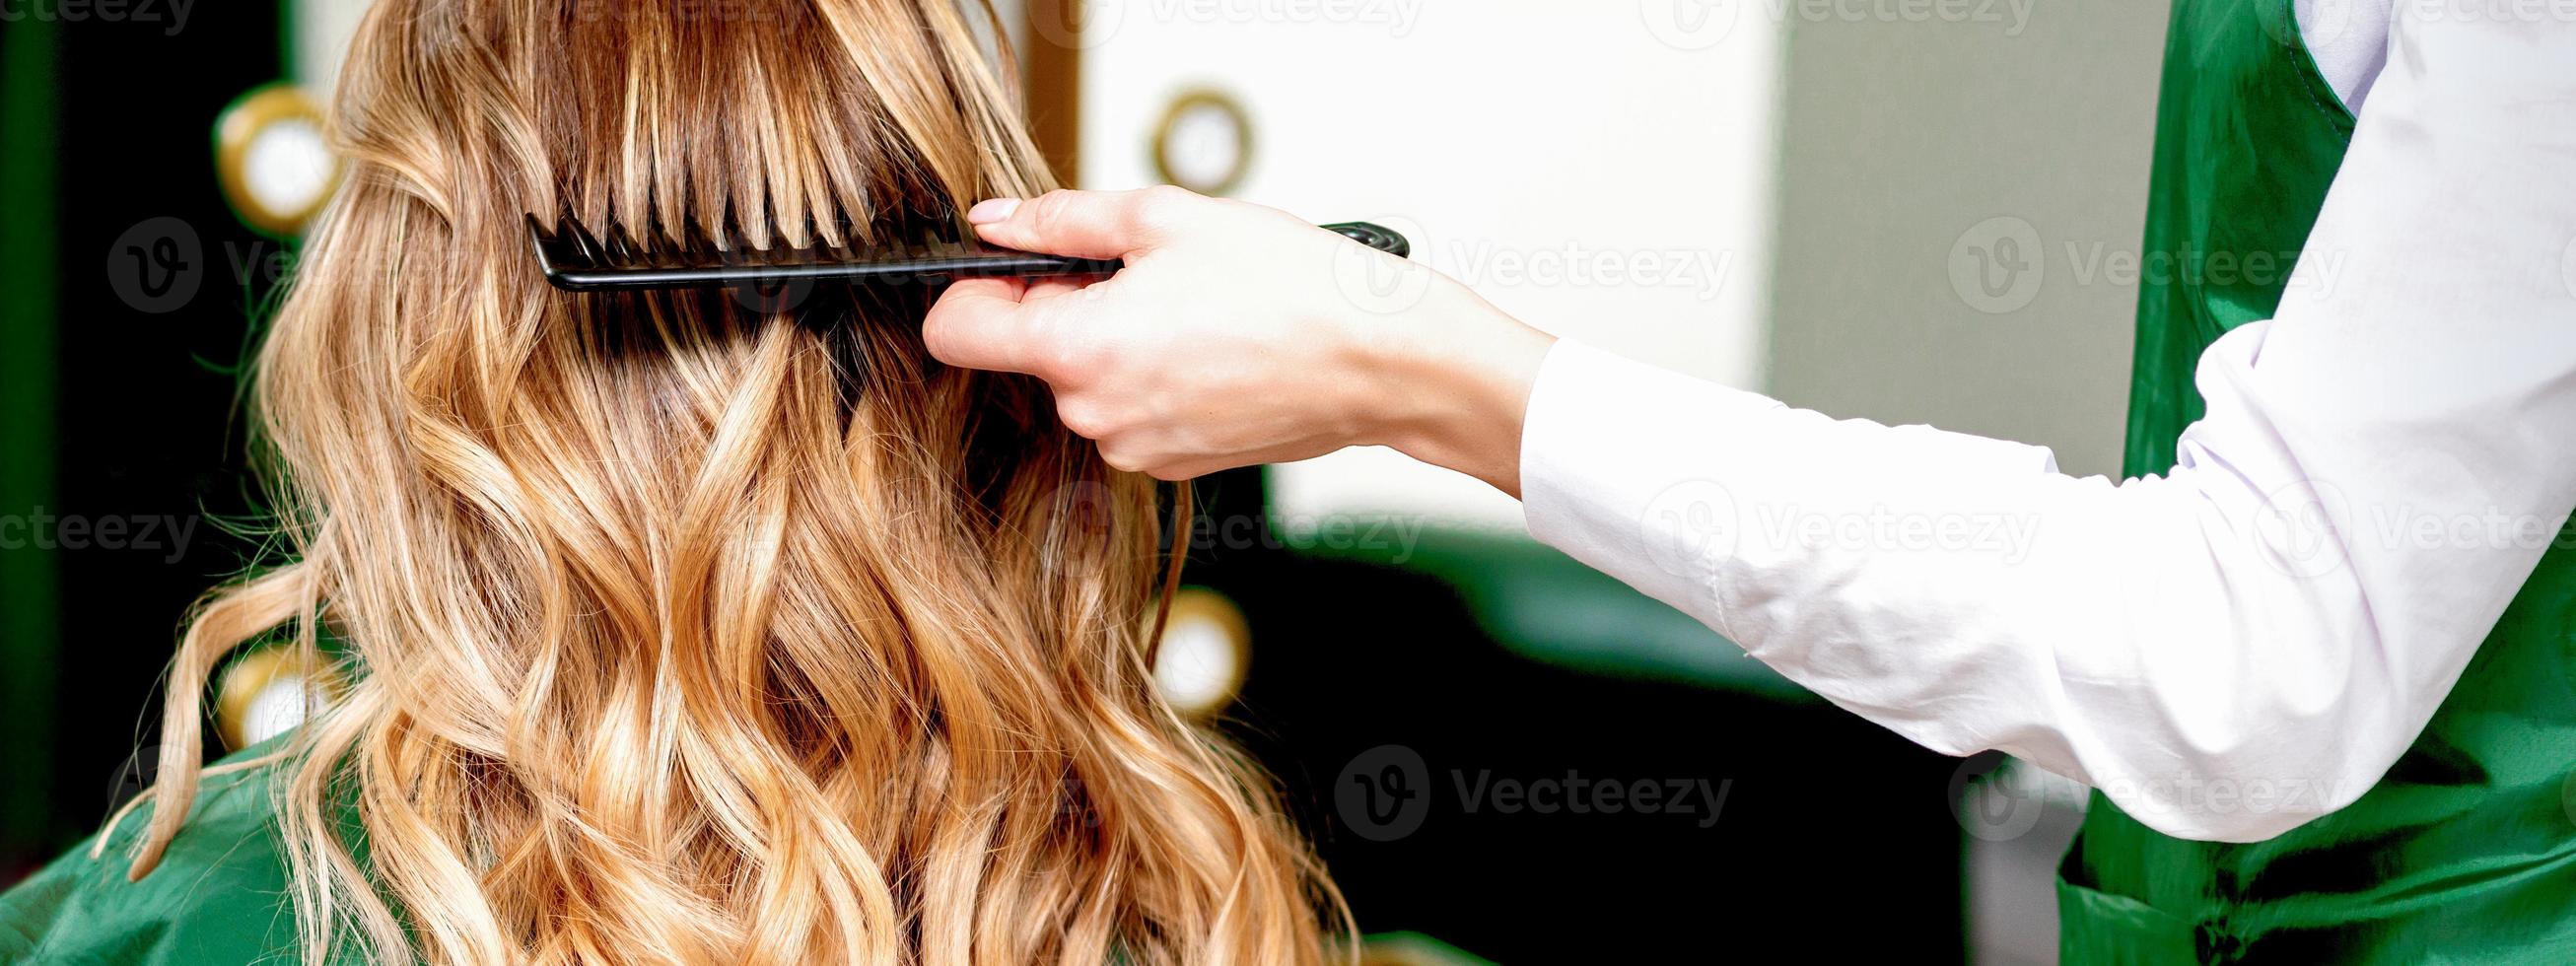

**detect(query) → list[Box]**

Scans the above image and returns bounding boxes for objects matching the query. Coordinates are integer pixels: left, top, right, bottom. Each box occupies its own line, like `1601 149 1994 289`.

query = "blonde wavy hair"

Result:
115 1 1348 962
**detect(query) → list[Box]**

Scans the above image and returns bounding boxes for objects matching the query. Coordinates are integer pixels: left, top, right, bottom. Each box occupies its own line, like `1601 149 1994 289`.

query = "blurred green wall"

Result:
0 13 63 860
0 4 287 873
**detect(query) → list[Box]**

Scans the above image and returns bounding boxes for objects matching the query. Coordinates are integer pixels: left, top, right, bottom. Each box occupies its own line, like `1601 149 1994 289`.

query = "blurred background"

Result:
0 2 2171 961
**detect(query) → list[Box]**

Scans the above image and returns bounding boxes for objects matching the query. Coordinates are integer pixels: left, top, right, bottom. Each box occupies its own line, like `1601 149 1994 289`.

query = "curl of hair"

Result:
124 2 1349 963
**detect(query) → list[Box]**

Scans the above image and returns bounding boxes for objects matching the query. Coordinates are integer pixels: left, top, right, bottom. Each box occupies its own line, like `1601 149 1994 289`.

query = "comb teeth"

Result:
523 210 1403 294
610 213 934 266
524 207 1091 293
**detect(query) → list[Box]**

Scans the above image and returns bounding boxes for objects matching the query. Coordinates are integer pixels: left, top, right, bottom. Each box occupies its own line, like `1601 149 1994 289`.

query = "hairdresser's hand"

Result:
924 186 1555 493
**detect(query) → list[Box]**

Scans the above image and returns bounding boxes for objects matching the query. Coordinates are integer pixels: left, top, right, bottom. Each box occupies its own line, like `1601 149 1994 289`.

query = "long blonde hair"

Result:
120 1 1346 962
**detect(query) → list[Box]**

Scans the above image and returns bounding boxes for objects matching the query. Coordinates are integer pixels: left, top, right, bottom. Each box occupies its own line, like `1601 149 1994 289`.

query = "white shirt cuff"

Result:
1518 338 1786 630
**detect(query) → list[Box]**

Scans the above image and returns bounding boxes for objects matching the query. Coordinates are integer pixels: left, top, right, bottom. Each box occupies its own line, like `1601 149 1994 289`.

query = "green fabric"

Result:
0 744 308 964
2060 1 2576 962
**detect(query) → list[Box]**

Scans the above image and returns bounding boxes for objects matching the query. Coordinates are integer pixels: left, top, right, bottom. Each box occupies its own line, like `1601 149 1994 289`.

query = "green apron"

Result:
0 742 310 963
2058 1 2576 961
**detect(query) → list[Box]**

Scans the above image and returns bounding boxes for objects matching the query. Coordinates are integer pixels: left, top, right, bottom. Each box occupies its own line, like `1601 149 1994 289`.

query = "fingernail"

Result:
966 198 1022 224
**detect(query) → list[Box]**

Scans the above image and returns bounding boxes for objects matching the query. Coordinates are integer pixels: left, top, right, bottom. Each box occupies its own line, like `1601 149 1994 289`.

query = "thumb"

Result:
967 186 1194 260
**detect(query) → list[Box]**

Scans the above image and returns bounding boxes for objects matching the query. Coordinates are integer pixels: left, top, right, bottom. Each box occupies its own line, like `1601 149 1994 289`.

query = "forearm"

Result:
1367 284 1556 498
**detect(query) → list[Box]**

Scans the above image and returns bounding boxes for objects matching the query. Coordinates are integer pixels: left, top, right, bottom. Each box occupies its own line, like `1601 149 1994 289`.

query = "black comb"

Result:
527 212 1411 293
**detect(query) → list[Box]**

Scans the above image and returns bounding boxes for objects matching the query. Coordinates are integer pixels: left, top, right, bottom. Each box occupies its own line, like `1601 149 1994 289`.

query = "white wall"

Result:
1077 2 1787 532
292 0 373 93
1079 2 2162 528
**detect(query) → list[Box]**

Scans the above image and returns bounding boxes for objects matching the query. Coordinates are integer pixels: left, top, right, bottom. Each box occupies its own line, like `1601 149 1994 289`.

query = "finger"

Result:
922 277 1041 375
965 186 1196 260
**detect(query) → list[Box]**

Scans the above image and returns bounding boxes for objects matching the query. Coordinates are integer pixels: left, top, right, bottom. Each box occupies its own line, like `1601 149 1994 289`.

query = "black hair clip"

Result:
526 212 1409 293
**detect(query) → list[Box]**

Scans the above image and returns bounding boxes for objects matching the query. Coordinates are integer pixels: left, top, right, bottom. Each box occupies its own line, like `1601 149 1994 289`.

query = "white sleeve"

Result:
1519 13 2576 843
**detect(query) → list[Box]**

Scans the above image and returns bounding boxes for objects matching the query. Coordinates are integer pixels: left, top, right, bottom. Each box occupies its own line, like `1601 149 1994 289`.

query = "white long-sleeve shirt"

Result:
1519 6 2576 842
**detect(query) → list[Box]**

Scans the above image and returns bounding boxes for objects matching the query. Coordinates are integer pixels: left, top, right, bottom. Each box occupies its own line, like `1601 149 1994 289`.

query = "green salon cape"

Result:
2055 1 2576 962
0 741 313 963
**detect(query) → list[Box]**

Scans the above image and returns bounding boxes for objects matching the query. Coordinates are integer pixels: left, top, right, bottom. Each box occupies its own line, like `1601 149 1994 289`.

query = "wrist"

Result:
1361 283 1554 497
